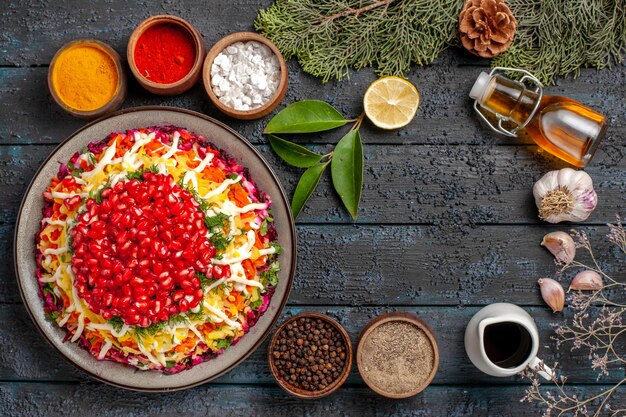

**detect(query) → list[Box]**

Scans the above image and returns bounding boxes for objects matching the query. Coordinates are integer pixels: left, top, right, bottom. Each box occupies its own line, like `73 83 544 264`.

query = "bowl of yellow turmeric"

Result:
48 39 127 119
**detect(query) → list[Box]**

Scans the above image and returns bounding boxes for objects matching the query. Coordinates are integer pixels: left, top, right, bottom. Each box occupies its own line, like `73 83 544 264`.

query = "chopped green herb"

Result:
168 314 187 327
209 231 231 252
89 181 111 204
260 261 280 287
260 216 274 236
196 272 211 289
87 153 97 166
135 320 166 338
215 338 233 349
45 311 60 321
42 282 54 295
187 304 205 322
108 316 124 332
270 242 283 255
166 360 176 368
176 173 187 187
180 182 211 212
126 164 159 181
250 299 264 310
204 213 230 229
227 173 239 180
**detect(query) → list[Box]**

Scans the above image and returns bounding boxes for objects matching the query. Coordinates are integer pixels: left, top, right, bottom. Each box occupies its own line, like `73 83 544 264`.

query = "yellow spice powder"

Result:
52 44 119 111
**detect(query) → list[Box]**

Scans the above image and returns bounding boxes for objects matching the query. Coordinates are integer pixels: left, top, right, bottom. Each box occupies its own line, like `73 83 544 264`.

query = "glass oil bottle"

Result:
470 68 607 167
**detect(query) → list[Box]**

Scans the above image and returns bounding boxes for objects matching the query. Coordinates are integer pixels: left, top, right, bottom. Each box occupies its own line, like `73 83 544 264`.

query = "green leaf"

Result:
291 161 329 219
264 100 348 134
331 129 363 220
268 135 323 168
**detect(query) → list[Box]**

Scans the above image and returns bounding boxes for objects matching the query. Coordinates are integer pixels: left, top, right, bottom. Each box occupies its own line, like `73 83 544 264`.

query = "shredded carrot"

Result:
201 167 226 183
241 259 256 280
254 231 267 249
174 337 197 353
228 184 251 208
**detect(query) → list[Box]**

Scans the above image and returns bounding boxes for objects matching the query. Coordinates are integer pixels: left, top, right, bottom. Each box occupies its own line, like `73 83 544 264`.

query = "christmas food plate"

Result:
14 107 296 391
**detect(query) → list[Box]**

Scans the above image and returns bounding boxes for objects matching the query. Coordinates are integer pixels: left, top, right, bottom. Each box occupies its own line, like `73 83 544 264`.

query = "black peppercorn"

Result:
271 315 348 392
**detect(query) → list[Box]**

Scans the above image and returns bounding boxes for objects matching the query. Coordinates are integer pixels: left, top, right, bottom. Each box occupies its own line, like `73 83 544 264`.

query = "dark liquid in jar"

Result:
483 322 532 368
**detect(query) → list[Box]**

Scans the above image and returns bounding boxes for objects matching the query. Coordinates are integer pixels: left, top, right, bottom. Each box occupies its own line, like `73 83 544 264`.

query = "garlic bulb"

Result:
538 278 565 313
569 270 603 291
533 168 597 223
541 231 576 265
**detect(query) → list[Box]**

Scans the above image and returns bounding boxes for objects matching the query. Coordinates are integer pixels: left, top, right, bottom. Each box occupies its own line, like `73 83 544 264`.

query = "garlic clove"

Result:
541 231 576 265
533 168 597 224
538 278 565 313
569 270 603 291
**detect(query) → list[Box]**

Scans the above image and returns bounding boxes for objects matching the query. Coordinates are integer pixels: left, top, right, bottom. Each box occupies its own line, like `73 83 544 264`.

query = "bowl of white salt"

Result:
202 32 288 120
356 312 439 398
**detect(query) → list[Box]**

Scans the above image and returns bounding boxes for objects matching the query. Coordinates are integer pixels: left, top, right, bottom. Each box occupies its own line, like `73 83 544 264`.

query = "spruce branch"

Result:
315 0 394 24
255 0 626 85
255 0 462 82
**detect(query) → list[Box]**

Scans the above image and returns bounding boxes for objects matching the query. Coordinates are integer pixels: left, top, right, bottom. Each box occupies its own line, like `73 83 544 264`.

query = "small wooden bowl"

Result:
268 312 352 399
127 15 205 95
48 39 127 119
203 32 288 120
356 312 439 399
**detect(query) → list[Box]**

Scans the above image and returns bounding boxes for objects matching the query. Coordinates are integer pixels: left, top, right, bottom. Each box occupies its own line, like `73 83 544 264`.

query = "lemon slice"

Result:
363 76 420 129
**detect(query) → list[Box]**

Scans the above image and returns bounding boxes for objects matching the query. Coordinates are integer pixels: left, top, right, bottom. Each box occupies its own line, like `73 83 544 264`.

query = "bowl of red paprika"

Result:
127 15 205 95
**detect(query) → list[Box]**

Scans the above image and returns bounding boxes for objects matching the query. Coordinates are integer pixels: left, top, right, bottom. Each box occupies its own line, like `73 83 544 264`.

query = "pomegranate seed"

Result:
159 276 173 288
212 265 227 279
71 173 211 326
172 290 185 302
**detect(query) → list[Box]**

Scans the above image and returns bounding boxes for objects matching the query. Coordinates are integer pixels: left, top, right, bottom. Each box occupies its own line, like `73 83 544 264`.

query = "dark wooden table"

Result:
1 1 624 416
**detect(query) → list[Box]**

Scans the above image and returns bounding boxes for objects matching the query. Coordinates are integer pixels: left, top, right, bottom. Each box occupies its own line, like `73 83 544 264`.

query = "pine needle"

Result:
494 0 626 84
255 0 626 85
255 0 462 82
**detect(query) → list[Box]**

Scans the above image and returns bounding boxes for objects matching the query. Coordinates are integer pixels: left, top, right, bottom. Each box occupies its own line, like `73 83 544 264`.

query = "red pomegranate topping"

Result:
70 172 216 327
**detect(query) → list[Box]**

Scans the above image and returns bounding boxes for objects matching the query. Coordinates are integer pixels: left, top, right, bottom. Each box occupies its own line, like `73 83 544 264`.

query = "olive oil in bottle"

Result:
470 69 607 167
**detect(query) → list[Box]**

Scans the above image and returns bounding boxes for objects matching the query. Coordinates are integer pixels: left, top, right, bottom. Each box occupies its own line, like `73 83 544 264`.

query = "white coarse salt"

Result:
210 41 281 111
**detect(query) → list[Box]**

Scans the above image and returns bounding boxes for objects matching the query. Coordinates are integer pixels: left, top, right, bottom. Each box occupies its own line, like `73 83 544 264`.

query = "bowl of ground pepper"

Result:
268 312 352 399
356 312 439 398
128 15 205 95
48 39 126 119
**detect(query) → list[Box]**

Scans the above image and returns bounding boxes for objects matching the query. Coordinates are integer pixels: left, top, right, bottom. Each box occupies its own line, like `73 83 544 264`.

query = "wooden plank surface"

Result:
0 144 622 226
0 382 563 417
1 305 623 385
3 224 623 306
1 0 625 415
1 63 626 146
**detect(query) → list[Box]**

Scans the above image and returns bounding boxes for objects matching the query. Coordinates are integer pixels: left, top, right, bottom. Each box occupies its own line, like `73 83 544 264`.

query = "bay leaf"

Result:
268 135 323 168
264 100 348 134
291 161 330 219
331 129 363 220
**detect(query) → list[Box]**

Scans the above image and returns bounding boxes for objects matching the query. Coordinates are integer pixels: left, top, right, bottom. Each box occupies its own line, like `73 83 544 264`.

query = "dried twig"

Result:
522 216 626 417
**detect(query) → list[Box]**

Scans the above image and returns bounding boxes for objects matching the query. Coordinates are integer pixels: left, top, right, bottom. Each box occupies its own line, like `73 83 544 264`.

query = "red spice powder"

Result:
134 23 196 84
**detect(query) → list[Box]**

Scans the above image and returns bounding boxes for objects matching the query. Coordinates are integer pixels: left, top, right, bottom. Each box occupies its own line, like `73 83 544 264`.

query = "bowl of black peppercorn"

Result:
268 312 353 399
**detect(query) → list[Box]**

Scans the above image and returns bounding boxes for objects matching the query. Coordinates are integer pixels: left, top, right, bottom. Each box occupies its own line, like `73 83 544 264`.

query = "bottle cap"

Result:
469 72 492 101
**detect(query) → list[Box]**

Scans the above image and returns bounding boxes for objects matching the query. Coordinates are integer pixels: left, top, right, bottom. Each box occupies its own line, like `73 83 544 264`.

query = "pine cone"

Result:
459 0 517 58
